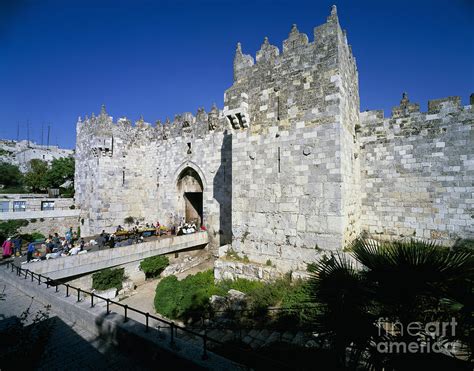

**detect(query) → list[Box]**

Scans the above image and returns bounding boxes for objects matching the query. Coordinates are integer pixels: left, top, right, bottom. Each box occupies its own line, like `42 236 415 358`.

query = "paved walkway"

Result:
0 277 151 370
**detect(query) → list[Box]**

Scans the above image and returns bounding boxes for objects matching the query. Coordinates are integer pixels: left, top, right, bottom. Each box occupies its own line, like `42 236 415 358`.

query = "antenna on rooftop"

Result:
47 124 51 149
27 120 30 147
16 122 19 141
41 122 44 146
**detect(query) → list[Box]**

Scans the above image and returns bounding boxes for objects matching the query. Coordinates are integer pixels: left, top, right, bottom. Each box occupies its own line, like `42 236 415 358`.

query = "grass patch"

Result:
225 248 251 263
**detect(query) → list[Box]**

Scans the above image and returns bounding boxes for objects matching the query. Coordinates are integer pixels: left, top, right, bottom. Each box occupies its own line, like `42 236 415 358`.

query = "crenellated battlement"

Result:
359 93 473 142
232 5 354 83
224 5 359 133
76 103 230 149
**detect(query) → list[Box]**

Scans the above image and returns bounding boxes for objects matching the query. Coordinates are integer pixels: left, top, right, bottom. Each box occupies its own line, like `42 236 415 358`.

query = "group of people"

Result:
1 227 87 264
177 221 199 235
115 219 203 238
39 230 86 262
116 221 164 235
178 217 207 235
2 218 207 262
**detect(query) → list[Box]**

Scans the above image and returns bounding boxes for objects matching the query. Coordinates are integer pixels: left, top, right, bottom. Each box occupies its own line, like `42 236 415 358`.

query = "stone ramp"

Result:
0 277 167 370
0 262 245 370
24 231 209 280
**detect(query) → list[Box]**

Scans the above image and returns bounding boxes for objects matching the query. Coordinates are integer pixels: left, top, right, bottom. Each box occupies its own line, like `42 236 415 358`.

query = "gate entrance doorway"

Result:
177 167 203 226
184 192 203 226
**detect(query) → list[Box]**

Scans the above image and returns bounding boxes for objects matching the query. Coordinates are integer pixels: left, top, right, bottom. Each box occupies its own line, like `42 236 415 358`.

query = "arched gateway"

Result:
176 167 204 226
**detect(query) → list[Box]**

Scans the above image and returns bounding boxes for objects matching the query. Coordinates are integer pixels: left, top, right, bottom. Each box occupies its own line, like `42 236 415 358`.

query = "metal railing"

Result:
3 205 77 213
4 261 290 369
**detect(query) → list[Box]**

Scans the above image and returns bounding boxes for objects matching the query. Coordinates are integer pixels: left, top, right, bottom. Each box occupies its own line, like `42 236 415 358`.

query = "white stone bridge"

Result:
26 232 209 280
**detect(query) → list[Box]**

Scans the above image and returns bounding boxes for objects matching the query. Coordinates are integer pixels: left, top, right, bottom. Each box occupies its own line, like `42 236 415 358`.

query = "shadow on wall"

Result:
213 130 232 245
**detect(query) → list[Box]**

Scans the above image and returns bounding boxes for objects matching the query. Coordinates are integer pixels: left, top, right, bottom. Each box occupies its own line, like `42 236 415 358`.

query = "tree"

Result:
0 162 23 188
0 219 29 243
45 157 75 188
24 159 49 192
308 239 474 369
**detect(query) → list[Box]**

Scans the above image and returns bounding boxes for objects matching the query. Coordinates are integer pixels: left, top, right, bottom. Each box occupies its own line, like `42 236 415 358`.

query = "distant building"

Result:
0 193 79 237
0 139 74 172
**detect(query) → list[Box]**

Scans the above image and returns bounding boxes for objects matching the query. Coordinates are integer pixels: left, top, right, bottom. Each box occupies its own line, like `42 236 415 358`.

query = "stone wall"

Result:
74 5 473 279
359 95 474 243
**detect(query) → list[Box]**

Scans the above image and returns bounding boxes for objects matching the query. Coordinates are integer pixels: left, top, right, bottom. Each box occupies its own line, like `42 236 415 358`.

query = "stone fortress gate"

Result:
75 6 473 278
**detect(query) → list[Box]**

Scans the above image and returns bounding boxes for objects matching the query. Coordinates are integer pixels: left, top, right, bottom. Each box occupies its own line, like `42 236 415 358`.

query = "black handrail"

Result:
3 261 290 369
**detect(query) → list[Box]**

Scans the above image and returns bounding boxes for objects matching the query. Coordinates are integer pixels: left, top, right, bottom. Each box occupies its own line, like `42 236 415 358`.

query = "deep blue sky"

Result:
0 0 473 149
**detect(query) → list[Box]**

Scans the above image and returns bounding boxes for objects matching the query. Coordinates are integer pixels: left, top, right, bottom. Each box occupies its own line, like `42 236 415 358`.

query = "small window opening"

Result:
278 147 281 173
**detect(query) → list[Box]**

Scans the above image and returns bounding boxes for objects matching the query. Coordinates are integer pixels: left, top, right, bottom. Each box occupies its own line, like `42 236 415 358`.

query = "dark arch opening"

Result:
177 167 203 226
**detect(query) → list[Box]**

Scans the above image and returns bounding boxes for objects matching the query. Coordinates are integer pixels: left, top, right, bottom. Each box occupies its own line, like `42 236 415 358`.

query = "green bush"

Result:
154 270 222 320
60 187 75 198
0 186 27 194
0 219 29 242
140 255 170 279
0 162 23 188
19 232 46 242
92 268 125 291
31 232 45 241
245 275 294 311
153 270 316 322
218 277 265 295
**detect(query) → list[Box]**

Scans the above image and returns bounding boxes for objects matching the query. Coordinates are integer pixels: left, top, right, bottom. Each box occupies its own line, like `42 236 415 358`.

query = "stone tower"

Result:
222 5 361 271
